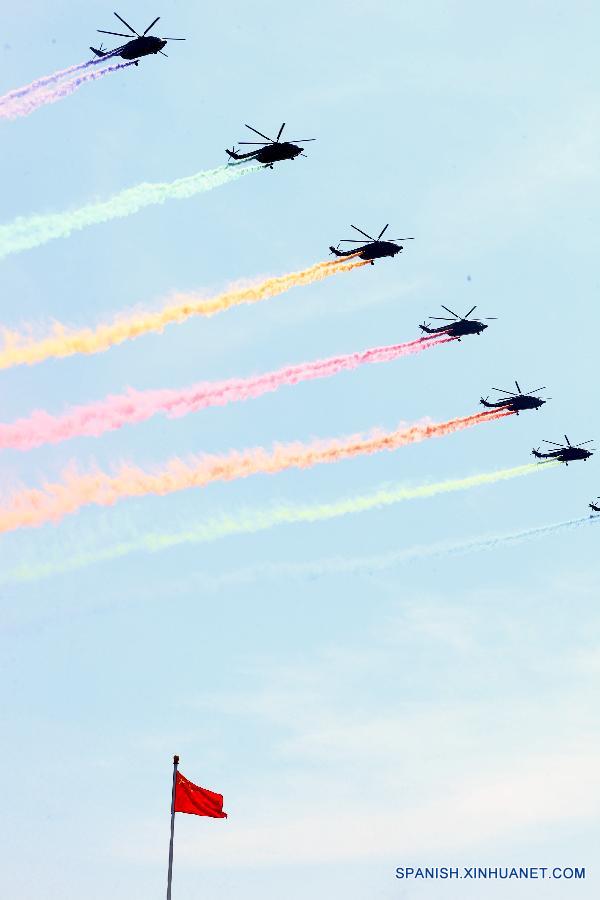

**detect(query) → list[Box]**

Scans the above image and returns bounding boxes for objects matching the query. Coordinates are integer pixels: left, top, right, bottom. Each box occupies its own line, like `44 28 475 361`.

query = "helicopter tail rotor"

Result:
89 43 108 58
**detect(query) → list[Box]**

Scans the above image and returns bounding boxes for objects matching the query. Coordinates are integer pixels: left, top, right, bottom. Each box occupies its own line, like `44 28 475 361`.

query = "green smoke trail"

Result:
1 461 556 585
0 163 261 259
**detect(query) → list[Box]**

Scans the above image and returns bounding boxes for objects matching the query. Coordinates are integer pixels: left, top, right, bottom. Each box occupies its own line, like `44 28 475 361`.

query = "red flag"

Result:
174 771 227 819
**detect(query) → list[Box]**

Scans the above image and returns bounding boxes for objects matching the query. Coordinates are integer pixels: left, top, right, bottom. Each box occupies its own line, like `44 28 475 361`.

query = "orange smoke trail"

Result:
0 258 367 370
0 409 512 533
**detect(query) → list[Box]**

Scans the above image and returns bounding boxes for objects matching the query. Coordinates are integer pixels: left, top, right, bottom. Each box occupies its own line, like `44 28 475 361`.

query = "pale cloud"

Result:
572 645 600 675
421 101 600 256
158 583 600 862
118 747 600 868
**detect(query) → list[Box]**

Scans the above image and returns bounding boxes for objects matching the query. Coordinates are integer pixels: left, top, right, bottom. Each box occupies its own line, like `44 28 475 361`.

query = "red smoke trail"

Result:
0 334 455 451
0 408 513 533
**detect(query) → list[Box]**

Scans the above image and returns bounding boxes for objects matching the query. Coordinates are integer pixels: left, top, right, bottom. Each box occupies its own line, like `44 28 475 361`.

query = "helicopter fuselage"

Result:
91 35 167 63
481 395 545 414
120 36 167 59
589 503 600 513
532 447 592 464
330 240 402 262
421 320 487 338
226 142 303 167
257 142 303 164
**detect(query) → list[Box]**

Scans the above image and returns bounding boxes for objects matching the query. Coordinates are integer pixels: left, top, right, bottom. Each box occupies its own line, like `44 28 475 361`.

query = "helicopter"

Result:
480 380 549 415
419 305 496 340
532 435 595 465
225 123 315 169
90 12 185 66
589 497 600 514
329 224 414 264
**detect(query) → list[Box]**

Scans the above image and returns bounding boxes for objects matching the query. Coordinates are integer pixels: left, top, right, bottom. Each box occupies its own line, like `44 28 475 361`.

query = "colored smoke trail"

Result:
0 258 367 370
0 60 134 121
0 53 117 109
0 408 513 533
0 335 454 451
0 462 557 584
0 163 261 260
180 515 600 590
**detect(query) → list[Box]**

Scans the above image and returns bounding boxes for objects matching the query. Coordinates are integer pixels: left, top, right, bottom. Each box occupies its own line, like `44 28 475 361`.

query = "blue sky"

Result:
1 1 599 897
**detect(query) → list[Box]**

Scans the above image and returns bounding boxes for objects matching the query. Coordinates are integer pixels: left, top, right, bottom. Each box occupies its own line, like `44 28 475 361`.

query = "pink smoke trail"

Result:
0 334 455 451
0 408 513 533
0 60 135 120
0 52 118 109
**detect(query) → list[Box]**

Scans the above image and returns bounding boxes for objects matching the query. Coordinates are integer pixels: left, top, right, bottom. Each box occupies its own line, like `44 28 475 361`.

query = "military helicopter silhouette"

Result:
90 12 185 65
480 381 549 415
589 497 600 514
419 305 496 340
329 224 414 264
532 435 594 465
225 123 315 169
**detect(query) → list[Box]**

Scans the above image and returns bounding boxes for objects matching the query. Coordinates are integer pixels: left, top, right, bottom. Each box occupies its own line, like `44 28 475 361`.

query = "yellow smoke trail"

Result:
0 258 367 370
1 462 556 584
0 409 515 533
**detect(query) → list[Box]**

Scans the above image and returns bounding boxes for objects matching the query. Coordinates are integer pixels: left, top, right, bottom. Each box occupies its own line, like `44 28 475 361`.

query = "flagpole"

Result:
166 754 179 900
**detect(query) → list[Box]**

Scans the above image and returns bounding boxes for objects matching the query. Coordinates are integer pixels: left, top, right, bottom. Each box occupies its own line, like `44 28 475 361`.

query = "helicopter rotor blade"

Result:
98 29 131 37
158 49 168 56
484 317 498 320
528 386 546 394
514 380 522 394
238 141 271 145
428 317 456 321
377 224 390 240
276 123 285 142
351 225 375 240
441 305 460 318
543 440 567 447
577 440 594 446
162 37 186 40
288 138 317 143
113 11 139 35
338 239 369 243
143 16 160 35
244 124 274 142
492 388 519 396
464 305 477 318
565 435 572 446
